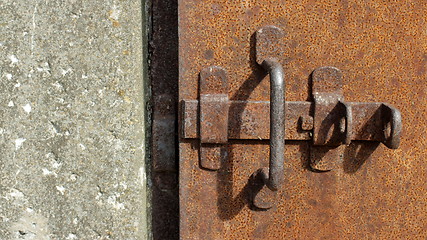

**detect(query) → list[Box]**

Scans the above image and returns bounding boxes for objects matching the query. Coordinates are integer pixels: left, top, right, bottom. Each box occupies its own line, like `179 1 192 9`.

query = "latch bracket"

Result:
198 66 229 170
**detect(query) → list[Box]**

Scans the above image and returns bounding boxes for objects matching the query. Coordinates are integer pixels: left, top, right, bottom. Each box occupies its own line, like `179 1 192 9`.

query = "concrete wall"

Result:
0 0 149 239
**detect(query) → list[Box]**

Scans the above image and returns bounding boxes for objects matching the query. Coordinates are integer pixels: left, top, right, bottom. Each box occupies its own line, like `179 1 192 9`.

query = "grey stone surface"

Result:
0 0 148 239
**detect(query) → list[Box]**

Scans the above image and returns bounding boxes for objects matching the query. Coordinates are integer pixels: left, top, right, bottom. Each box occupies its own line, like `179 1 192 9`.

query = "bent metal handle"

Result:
252 58 285 209
263 59 285 191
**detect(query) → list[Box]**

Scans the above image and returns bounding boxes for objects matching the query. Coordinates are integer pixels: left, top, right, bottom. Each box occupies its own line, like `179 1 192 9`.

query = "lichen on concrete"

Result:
0 0 148 239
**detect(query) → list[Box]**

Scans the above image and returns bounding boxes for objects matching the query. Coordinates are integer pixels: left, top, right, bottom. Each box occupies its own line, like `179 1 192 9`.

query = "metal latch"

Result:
180 25 402 209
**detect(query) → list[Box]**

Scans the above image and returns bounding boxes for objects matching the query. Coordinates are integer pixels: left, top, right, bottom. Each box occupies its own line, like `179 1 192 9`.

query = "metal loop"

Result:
382 104 402 149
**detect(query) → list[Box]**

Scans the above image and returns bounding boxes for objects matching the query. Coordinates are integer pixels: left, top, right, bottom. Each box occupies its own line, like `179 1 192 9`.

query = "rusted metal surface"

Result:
178 1 426 239
200 143 227 170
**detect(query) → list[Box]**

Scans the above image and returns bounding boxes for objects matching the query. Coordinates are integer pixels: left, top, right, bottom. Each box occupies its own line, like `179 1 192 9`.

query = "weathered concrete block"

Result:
0 1 148 239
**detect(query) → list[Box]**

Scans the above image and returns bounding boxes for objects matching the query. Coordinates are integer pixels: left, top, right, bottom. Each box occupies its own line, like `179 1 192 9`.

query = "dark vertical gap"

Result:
149 0 179 239
142 0 152 238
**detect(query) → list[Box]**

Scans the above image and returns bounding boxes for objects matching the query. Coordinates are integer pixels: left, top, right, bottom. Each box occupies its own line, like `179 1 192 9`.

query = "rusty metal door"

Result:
177 1 426 239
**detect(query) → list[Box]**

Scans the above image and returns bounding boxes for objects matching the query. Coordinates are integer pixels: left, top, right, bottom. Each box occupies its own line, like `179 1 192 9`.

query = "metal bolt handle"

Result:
262 59 285 191
252 58 285 209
